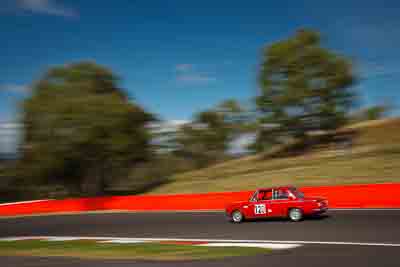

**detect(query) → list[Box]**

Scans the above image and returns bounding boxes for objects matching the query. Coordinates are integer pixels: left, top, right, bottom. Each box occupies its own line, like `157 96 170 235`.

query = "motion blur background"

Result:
1 0 399 202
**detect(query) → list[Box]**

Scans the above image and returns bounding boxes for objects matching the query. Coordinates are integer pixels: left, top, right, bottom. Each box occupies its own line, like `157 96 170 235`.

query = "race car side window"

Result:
273 189 290 200
290 187 305 199
262 190 273 200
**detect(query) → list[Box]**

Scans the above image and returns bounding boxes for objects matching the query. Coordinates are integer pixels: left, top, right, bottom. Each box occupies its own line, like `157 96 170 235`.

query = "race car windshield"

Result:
250 191 258 202
291 188 304 199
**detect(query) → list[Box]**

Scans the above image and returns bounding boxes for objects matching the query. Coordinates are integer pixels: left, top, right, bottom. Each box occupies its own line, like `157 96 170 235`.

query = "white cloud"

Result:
176 73 216 83
175 64 193 72
0 122 22 155
175 64 216 84
0 84 30 94
17 0 78 18
147 120 189 134
0 123 22 130
168 120 190 126
229 133 256 155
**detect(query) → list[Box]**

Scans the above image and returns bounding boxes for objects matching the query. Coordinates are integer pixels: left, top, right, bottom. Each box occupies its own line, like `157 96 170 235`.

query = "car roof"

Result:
257 186 295 191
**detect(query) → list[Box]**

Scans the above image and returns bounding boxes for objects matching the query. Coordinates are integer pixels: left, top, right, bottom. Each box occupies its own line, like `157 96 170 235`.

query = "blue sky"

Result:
1 0 400 123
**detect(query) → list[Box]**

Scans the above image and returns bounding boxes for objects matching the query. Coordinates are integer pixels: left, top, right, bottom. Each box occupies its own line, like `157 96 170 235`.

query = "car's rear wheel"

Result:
231 210 244 223
288 208 303 222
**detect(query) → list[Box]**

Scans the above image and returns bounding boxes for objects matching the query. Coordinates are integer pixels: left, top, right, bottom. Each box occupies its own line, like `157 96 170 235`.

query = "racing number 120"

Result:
255 204 266 214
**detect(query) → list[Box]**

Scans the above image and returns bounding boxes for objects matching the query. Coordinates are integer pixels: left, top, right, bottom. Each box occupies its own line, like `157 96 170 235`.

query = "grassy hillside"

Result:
148 118 400 194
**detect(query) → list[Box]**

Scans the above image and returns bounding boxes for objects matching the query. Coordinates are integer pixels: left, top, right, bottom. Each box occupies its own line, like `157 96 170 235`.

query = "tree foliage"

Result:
175 100 248 167
256 29 356 148
351 104 391 122
176 110 230 167
20 62 154 195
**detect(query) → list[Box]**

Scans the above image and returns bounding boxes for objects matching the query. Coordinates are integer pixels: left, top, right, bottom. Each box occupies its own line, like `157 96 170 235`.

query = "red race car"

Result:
225 186 328 223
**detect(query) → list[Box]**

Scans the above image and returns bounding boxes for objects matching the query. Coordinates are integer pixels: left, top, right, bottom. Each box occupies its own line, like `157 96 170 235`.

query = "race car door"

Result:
269 188 291 217
247 189 273 218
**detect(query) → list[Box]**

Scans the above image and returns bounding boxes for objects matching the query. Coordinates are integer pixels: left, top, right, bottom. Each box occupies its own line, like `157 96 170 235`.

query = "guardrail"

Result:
1 183 399 217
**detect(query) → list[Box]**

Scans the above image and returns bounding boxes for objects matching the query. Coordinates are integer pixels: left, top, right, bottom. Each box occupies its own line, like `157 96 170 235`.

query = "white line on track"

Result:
1 236 400 247
100 240 149 244
0 200 53 206
102 238 400 247
199 243 301 249
45 237 85 241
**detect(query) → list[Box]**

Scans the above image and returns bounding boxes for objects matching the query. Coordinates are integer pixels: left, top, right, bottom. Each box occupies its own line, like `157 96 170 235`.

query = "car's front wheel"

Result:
288 208 303 222
231 210 244 223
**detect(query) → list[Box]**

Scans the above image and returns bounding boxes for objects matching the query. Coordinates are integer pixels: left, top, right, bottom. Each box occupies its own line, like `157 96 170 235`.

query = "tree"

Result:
215 99 254 134
217 99 244 123
176 109 231 167
21 62 154 195
175 99 257 165
352 104 391 122
256 29 356 147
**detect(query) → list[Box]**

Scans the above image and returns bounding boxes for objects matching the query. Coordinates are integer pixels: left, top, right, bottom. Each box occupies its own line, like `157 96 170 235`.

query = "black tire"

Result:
231 210 244 223
288 208 303 222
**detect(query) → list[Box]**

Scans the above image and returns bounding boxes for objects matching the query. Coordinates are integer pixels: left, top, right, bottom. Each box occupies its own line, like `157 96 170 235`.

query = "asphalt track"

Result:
0 210 399 266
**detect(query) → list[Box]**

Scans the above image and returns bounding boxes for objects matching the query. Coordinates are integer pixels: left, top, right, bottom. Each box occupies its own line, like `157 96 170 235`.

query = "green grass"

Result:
148 118 400 194
0 240 270 261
